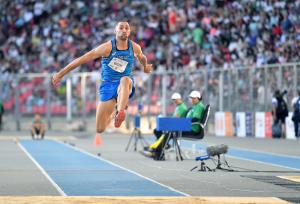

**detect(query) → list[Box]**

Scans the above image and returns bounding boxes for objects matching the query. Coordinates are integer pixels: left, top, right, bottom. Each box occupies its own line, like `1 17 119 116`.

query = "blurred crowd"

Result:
1 0 300 74
1 0 300 114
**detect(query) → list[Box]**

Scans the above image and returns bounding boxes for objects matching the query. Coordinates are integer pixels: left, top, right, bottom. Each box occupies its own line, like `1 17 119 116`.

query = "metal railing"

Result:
1 62 300 131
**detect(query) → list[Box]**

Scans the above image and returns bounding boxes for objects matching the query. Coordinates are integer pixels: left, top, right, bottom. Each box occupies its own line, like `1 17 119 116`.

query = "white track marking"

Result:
180 140 300 170
55 139 189 196
18 142 67 196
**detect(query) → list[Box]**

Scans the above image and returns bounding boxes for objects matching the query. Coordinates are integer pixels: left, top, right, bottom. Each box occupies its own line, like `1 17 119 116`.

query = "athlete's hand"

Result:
52 72 63 88
144 64 152 73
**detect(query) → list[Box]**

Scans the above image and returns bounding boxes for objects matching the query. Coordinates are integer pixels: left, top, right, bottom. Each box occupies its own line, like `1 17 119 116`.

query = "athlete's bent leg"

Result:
117 76 132 112
115 76 132 128
96 100 116 133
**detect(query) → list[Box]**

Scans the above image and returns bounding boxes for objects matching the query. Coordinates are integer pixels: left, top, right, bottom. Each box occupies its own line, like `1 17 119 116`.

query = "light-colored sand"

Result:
278 176 300 183
0 196 289 204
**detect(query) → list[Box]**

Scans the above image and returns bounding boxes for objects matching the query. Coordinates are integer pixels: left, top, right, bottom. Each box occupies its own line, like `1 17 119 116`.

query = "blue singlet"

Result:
99 38 135 101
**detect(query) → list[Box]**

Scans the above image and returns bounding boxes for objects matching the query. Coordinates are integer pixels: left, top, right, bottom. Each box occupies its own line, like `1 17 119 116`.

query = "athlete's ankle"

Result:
114 110 126 128
116 109 125 115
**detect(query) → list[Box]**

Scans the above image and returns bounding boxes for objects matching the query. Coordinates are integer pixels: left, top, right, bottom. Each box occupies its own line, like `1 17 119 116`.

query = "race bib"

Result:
108 57 128 73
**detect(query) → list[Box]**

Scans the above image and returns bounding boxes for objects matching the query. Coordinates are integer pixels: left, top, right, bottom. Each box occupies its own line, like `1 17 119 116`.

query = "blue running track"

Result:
180 140 300 170
146 137 300 170
20 140 184 196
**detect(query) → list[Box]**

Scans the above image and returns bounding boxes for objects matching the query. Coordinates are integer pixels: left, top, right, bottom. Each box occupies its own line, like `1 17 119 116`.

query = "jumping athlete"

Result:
52 21 152 133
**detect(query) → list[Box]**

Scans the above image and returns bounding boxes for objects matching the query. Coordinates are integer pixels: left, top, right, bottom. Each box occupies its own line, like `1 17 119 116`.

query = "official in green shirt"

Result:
185 90 205 135
153 92 187 139
171 93 188 118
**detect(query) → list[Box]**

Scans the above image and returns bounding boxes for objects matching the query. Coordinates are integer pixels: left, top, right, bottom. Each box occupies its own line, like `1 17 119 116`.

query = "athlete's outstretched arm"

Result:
133 43 152 73
52 42 111 87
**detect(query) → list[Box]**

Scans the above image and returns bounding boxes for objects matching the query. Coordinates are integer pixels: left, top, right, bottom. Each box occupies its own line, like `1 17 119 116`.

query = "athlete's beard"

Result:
119 35 128 41
116 32 128 41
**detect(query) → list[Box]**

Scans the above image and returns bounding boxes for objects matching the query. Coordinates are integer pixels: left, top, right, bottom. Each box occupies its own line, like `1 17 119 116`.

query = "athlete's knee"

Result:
96 127 105 134
120 76 131 86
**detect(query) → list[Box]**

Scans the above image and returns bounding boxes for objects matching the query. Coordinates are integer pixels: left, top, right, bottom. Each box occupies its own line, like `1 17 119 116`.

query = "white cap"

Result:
171 92 181 100
189 90 201 98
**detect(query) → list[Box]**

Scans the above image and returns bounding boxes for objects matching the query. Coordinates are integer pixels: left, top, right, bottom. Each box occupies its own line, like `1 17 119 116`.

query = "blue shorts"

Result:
99 79 135 102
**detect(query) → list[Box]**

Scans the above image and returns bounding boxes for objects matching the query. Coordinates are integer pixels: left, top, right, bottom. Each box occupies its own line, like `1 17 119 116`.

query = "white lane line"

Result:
227 145 300 160
180 140 300 170
202 139 300 159
55 139 189 196
226 155 300 171
17 142 67 196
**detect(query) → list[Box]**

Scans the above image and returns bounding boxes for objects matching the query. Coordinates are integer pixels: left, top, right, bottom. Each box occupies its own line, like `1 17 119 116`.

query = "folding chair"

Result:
158 104 211 161
181 104 211 140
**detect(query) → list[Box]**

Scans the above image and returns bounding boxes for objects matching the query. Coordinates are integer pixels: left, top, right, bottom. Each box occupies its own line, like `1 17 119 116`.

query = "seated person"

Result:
182 90 205 138
143 93 187 159
153 92 188 139
31 114 46 140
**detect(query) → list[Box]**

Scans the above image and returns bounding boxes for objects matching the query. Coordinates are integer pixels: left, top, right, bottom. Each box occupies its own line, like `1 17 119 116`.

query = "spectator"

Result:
292 90 300 139
272 90 289 138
